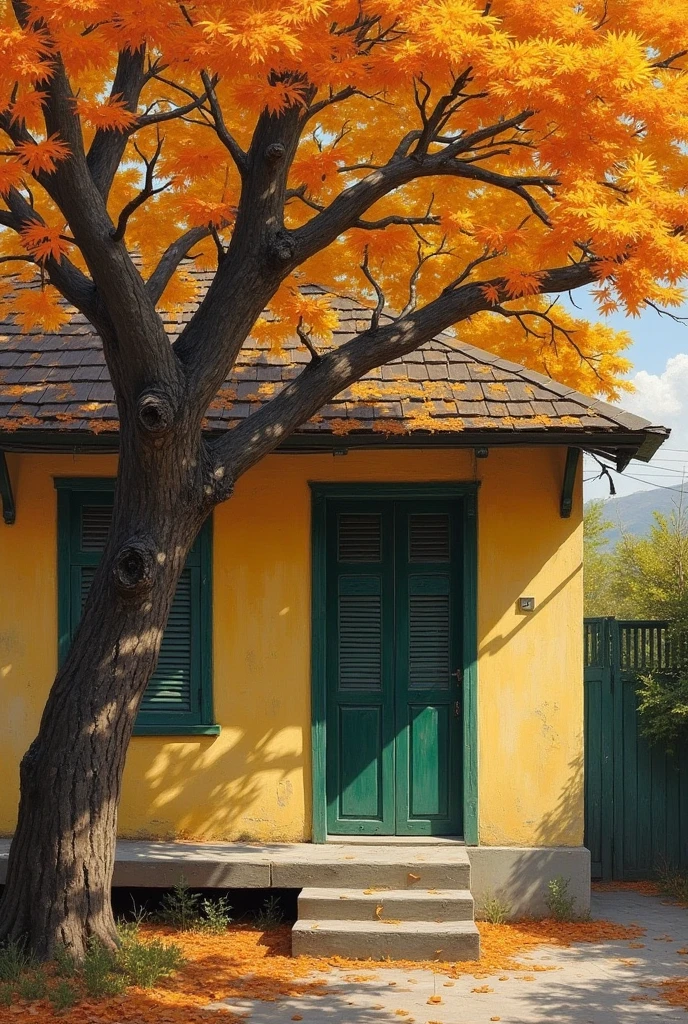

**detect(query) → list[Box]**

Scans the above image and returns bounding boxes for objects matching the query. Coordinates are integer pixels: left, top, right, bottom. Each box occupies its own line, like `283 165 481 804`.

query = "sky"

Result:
563 289 688 502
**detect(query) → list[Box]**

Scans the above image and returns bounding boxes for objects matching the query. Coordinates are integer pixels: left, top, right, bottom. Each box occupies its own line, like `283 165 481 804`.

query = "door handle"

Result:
452 668 463 683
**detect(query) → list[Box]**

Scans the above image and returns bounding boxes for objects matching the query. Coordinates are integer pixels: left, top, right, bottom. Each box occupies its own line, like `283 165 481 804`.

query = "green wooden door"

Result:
325 499 463 836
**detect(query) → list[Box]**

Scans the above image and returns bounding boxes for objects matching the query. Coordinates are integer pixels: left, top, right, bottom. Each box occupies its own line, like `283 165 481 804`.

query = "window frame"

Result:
55 477 218 737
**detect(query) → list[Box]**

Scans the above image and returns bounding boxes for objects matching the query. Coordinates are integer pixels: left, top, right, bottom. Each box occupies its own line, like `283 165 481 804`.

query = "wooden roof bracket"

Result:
0 451 15 524
560 446 581 519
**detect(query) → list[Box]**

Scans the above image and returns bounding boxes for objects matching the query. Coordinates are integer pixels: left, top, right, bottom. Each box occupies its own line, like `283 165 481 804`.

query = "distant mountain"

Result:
587 487 686 549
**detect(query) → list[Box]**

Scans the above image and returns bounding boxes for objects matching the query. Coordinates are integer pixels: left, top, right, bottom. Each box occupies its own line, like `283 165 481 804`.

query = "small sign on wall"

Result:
518 596 536 613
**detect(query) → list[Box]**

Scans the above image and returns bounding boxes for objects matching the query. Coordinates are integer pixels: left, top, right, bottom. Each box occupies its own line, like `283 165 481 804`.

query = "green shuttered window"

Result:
56 479 216 736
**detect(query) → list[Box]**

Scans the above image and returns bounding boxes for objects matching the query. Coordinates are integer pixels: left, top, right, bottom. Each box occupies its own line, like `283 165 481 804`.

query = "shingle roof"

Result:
0 278 669 461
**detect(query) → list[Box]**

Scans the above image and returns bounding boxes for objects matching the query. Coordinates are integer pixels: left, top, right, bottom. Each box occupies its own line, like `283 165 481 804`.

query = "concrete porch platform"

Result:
0 837 473 889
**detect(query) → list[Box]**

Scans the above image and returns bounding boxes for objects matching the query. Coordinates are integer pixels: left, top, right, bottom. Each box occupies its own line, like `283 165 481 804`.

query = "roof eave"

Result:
0 425 669 462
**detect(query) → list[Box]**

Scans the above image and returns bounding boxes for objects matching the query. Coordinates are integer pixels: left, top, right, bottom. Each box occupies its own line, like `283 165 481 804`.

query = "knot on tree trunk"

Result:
137 389 176 436
112 539 156 596
204 462 235 505
266 229 295 267
265 142 286 162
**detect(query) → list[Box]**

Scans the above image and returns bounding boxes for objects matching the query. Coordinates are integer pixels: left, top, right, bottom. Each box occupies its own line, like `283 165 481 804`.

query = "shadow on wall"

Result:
473 754 589 919
121 727 305 842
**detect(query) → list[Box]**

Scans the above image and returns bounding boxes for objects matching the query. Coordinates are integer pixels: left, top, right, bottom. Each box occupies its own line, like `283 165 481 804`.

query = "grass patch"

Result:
17 968 47 1002
119 933 186 988
0 939 35 982
49 978 79 1013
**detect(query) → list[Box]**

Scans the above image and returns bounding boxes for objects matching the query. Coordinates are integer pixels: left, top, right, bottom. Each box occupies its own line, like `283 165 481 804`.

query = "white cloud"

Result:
585 354 688 500
623 353 688 425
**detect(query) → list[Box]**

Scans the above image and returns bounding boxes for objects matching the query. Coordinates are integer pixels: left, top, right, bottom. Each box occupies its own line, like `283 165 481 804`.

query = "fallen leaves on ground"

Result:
655 977 688 1012
592 880 661 896
0 916 648 1022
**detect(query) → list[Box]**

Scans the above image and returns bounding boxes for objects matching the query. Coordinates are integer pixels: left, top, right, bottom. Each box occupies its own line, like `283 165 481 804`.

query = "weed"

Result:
18 969 47 1001
0 983 12 1007
0 939 35 982
199 895 233 934
118 935 185 989
545 876 577 922
49 979 78 1013
657 864 688 905
157 876 202 931
480 892 511 924
253 895 283 929
53 943 77 978
82 938 125 998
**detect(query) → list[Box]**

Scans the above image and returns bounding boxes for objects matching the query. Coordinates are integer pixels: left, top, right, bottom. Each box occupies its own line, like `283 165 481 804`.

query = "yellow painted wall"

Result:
0 447 583 847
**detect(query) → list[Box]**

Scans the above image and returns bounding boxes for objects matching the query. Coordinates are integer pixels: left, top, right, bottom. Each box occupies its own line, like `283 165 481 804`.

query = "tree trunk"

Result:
0 422 214 959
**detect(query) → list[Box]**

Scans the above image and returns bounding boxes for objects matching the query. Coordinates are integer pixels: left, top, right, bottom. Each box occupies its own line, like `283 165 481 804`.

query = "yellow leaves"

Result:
12 285 71 332
619 154 664 191
75 95 138 132
14 134 69 175
20 223 71 263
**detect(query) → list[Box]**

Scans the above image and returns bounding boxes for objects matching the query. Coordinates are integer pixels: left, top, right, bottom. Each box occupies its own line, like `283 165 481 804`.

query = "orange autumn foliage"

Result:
0 917 647 1023
2 1 688 401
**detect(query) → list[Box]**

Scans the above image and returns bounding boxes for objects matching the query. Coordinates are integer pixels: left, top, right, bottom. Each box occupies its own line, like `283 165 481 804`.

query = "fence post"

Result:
609 617 626 880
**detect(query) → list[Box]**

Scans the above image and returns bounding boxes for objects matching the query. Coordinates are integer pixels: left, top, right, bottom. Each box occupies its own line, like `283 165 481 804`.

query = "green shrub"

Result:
49 979 78 1013
0 983 13 1007
637 671 688 749
253 895 283 929
157 877 202 931
0 939 35 982
118 935 185 989
18 969 47 1001
82 938 125 998
479 892 511 924
199 895 233 934
545 876 577 922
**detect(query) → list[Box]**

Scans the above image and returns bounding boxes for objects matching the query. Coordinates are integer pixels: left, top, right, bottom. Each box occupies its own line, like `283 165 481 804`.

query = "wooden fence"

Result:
584 618 688 880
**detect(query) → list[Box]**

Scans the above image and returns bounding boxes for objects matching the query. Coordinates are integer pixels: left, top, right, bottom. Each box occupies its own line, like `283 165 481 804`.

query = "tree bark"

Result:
0 415 217 959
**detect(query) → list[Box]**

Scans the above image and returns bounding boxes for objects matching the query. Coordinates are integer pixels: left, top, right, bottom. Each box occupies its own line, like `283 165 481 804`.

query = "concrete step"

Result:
292 918 481 961
298 887 475 922
273 845 471 889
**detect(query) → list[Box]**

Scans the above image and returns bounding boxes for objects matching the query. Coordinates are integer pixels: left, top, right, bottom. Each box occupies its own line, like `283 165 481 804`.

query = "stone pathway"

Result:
212 892 688 1023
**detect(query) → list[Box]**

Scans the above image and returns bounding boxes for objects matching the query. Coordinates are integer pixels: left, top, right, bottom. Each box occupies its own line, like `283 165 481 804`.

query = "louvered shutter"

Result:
62 488 212 732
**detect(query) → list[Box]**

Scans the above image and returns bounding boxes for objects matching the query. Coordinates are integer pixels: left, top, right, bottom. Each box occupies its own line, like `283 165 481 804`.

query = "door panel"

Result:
338 706 384 819
326 502 395 834
395 502 463 836
408 705 450 817
325 497 463 836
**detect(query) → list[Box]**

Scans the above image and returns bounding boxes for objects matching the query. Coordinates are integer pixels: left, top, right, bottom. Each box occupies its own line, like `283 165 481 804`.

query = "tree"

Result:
1 0 688 958
583 500 615 618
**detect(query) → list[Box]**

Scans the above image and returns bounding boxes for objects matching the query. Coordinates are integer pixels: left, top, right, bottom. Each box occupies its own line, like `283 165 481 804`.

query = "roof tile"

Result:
0 277 663 448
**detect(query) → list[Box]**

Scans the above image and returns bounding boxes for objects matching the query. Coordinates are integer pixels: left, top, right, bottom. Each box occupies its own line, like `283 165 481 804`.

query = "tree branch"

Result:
360 247 386 330
86 46 146 199
145 225 212 305
293 130 554 264
210 260 598 479
111 134 170 242
199 71 247 174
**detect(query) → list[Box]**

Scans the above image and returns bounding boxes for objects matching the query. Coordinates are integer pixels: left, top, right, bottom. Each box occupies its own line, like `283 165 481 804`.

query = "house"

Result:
0 283 668 957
